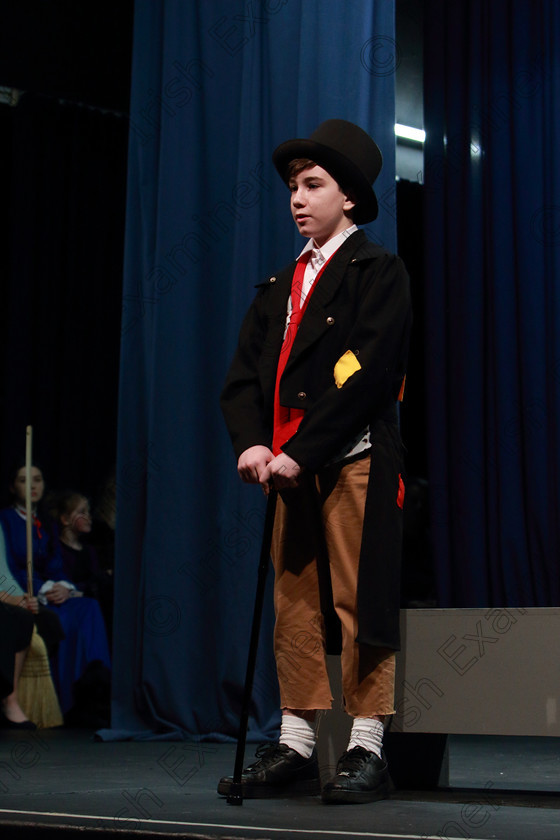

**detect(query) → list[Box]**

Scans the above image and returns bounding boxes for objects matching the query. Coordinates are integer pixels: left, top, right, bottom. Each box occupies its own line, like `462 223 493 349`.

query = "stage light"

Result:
395 123 426 144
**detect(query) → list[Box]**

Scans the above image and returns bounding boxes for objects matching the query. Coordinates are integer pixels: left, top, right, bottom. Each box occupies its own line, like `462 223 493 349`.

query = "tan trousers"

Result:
271 455 395 717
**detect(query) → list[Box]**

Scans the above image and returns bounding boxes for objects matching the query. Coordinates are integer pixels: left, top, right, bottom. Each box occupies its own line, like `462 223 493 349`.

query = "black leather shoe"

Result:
321 746 389 804
0 711 37 731
217 743 320 798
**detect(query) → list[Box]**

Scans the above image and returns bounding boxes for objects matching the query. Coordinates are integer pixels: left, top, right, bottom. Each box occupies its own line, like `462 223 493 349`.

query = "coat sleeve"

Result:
282 253 412 472
220 285 277 459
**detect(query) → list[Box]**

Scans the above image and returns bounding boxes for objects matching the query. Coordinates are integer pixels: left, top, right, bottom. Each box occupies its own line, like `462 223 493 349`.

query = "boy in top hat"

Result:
219 119 412 804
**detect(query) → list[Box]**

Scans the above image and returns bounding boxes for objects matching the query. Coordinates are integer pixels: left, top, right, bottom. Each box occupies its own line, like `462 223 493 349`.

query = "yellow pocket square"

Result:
334 350 361 389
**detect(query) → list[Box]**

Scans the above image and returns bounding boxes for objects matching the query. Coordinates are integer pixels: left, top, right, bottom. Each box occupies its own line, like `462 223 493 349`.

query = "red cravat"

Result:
272 250 332 455
15 505 43 538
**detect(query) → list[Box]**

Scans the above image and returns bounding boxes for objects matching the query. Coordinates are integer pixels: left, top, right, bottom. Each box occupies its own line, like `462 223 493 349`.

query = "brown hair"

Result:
286 158 318 180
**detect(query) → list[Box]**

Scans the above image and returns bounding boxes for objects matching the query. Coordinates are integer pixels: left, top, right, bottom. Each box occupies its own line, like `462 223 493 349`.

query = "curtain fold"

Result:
110 0 397 739
424 0 560 607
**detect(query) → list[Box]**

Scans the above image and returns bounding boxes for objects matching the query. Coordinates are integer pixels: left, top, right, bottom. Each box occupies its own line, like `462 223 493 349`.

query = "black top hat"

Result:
272 119 382 224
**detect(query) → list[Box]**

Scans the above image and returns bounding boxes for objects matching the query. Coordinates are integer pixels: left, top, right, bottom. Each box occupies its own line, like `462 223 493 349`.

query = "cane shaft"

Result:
227 490 277 805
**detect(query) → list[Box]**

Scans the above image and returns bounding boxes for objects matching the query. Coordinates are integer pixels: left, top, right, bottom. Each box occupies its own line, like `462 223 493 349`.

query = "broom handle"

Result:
25 425 33 597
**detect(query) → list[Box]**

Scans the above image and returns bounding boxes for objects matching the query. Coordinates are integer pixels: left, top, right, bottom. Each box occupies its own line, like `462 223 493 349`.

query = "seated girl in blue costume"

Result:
0 464 111 715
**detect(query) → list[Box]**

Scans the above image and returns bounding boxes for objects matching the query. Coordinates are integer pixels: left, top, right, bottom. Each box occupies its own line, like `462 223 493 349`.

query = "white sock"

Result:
279 713 316 759
347 717 384 758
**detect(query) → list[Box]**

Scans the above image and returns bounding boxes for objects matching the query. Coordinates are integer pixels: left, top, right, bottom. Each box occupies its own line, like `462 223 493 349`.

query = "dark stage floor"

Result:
0 730 559 840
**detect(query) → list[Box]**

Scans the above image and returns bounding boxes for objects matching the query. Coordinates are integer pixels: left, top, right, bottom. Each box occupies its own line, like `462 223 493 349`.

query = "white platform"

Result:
392 608 560 736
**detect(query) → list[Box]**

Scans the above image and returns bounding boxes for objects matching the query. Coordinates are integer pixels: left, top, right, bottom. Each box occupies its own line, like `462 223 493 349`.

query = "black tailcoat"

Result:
221 229 412 650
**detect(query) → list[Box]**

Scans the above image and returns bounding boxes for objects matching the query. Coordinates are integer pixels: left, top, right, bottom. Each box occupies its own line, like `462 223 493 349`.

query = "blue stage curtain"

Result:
107 0 398 739
424 1 560 607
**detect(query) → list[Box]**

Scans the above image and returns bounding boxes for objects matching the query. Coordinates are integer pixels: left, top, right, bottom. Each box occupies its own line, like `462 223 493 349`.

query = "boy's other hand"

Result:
261 452 302 492
238 445 274 485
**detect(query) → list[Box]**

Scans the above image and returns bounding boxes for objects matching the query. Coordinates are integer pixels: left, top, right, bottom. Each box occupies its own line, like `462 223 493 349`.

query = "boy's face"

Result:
289 165 356 247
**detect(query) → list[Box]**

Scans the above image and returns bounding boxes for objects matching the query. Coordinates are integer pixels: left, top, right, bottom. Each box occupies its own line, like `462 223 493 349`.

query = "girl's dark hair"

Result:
7 460 45 487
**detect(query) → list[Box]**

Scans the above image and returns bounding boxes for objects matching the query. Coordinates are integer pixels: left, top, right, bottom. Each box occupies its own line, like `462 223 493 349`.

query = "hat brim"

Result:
272 138 379 224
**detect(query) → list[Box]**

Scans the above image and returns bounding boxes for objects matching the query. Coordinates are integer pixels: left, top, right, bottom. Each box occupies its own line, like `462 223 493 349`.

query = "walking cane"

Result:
25 425 34 596
227 488 277 806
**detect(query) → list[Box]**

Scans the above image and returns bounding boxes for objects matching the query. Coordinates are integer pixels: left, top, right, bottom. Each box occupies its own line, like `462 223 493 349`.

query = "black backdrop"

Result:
0 0 132 500
0 92 128 500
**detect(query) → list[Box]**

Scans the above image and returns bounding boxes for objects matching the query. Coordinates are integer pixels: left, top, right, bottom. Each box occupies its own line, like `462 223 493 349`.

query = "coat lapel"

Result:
286 230 366 368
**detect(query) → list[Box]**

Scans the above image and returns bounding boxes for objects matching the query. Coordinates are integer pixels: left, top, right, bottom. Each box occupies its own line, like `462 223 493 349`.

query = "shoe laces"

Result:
247 743 288 771
336 746 372 777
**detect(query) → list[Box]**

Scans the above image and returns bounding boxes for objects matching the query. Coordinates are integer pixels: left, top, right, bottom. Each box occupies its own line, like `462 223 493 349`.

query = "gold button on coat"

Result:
326 316 335 325
297 391 306 400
